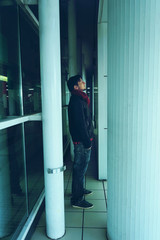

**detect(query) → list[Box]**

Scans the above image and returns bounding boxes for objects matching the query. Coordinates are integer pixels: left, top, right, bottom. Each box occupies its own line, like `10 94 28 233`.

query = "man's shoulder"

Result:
69 95 85 110
70 94 82 103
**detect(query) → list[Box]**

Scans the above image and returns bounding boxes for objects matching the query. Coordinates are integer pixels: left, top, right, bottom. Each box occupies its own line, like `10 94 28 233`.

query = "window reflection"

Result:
0 3 43 240
24 121 44 213
19 9 41 115
0 126 27 239
0 3 21 119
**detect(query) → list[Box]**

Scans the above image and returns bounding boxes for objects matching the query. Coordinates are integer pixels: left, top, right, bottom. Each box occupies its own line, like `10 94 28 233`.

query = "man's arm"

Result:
72 100 91 148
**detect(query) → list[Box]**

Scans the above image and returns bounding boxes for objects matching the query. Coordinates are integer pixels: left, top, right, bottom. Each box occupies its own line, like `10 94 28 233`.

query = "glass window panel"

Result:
61 43 70 151
0 125 27 239
29 5 39 20
62 106 70 151
24 121 44 213
0 2 22 119
19 9 41 115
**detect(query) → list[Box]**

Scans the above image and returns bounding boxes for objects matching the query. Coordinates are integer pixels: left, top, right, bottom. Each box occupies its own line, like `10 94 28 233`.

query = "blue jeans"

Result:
71 143 91 204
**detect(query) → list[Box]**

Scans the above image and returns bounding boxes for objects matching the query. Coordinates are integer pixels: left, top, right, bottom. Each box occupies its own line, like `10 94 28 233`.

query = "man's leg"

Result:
71 143 84 204
71 143 93 209
82 147 92 193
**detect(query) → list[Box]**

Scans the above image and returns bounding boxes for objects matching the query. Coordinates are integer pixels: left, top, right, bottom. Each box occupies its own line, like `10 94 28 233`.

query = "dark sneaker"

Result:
83 189 93 196
72 199 94 209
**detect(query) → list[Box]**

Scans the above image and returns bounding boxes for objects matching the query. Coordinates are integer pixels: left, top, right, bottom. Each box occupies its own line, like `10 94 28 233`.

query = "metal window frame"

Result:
15 0 39 31
0 113 42 130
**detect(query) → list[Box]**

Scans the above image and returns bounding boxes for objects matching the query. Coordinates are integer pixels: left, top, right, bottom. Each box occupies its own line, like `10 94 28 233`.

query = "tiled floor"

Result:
31 147 107 240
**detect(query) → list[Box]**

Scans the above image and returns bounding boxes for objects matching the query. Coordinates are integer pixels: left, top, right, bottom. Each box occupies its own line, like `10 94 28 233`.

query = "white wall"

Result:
107 0 160 239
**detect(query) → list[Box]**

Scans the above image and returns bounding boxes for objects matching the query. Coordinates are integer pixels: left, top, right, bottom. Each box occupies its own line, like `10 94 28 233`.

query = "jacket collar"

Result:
71 90 90 106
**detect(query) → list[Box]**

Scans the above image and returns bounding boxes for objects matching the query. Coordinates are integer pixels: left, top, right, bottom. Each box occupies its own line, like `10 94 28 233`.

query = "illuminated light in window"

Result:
29 88 34 91
0 75 8 82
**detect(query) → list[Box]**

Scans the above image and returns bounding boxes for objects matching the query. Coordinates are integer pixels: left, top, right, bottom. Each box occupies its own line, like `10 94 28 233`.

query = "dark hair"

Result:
67 75 82 92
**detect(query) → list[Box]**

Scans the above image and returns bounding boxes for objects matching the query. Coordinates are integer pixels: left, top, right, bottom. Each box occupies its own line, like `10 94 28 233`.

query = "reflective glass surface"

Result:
61 46 70 151
62 106 70 151
0 125 27 239
0 2 44 240
19 9 41 115
0 2 21 119
24 121 44 213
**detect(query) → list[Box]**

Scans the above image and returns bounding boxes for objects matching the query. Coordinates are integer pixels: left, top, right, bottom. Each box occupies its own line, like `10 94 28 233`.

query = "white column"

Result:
108 0 160 239
98 0 108 180
38 1 65 239
98 22 107 180
68 0 77 76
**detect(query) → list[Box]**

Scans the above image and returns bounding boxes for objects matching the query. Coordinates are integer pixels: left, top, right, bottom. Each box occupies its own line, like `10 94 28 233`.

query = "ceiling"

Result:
28 0 99 78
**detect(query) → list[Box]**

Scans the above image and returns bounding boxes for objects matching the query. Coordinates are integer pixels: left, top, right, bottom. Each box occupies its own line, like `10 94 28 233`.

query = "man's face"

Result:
74 78 86 91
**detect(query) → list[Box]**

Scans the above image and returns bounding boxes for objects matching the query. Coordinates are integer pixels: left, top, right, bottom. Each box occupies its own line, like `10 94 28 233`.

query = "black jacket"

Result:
68 92 93 148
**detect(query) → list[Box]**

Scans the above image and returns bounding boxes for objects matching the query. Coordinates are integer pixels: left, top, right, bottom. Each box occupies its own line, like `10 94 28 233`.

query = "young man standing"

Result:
67 75 94 209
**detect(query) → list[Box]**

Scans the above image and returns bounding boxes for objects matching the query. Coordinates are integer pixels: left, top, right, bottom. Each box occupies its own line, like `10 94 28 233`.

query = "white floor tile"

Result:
84 212 107 228
85 199 106 212
86 181 103 190
61 228 82 240
85 190 105 200
83 228 107 240
65 212 83 227
31 227 82 240
65 199 83 212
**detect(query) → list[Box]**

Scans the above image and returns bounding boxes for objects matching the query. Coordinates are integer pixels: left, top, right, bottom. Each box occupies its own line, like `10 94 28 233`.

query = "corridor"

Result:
31 145 107 240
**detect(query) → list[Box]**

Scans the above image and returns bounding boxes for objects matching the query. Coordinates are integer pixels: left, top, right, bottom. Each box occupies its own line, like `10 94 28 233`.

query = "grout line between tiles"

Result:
83 227 107 229
102 181 107 210
84 211 107 213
